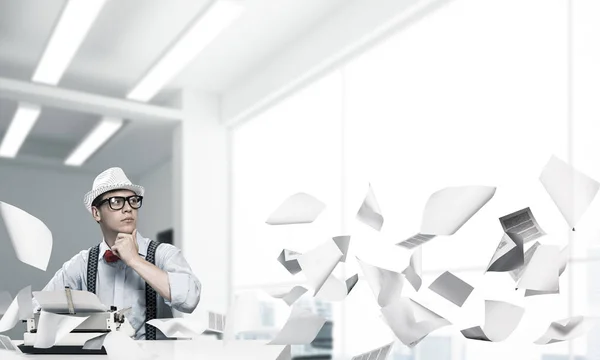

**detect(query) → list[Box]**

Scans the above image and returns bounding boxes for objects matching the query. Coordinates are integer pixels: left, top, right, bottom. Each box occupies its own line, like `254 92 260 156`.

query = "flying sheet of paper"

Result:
539 155 600 229
268 306 326 345
396 233 436 250
0 285 32 332
517 245 560 291
429 271 474 307
103 331 154 360
208 311 226 333
82 333 108 350
402 248 422 291
0 335 19 351
34 311 89 348
522 246 568 298
147 318 207 338
276 249 302 275
351 342 393 360
297 240 343 295
486 232 524 272
0 292 11 316
558 244 569 276
356 183 384 231
267 286 308 306
534 316 596 345
346 274 359 294
0 201 53 271
17 286 32 321
460 300 524 342
276 345 291 360
32 289 108 313
499 207 546 244
332 235 351 262
265 193 326 225
315 274 358 302
420 186 496 235
357 258 404 308
509 241 541 281
381 298 451 347
524 288 560 297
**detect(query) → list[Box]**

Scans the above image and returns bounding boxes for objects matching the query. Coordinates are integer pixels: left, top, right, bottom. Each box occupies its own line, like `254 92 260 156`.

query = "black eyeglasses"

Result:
95 195 143 211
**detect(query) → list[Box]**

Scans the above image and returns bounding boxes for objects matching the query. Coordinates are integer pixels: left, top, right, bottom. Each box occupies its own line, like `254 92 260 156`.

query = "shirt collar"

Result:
97 231 148 262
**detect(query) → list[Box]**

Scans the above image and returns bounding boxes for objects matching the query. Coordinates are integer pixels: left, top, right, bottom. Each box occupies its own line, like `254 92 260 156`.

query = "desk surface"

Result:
4 339 289 359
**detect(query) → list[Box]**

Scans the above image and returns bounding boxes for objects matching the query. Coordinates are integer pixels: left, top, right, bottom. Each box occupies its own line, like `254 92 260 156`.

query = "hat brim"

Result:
84 183 145 213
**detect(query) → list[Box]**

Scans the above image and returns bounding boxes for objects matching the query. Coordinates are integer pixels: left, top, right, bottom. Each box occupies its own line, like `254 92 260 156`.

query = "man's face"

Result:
92 189 139 234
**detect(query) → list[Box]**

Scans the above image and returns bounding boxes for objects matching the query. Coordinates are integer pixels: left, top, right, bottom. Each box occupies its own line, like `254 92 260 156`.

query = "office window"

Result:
232 71 343 358
232 70 343 288
341 0 572 358
231 0 598 358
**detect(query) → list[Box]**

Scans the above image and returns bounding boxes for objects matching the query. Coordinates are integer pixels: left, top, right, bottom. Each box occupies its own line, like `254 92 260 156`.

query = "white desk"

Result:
6 339 288 359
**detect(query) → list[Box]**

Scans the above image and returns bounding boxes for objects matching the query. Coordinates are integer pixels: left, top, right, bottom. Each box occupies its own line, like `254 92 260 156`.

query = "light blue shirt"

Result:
37 232 201 340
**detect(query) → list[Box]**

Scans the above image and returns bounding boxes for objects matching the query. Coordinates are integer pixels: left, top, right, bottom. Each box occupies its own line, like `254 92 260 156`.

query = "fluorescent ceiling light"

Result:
64 117 123 166
33 0 107 85
127 0 244 102
0 103 42 158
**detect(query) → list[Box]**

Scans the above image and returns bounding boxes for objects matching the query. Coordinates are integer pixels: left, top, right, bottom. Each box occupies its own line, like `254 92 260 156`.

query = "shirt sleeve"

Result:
155 244 201 313
32 250 87 311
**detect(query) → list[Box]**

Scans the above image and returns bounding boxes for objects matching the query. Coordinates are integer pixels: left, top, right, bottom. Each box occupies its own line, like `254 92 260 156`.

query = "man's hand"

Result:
112 229 140 265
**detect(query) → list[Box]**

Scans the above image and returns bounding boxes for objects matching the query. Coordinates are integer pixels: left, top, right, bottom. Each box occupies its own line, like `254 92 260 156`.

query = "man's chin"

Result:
119 223 136 233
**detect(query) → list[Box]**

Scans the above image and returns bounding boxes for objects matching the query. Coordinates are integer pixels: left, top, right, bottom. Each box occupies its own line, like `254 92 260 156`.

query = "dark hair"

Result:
91 195 104 209
91 194 106 224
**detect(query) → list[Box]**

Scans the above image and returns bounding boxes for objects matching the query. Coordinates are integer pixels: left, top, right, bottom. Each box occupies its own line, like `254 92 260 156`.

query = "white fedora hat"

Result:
83 167 145 213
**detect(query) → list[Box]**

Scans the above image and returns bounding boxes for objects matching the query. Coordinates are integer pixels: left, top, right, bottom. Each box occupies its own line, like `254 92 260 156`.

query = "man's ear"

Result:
92 207 101 223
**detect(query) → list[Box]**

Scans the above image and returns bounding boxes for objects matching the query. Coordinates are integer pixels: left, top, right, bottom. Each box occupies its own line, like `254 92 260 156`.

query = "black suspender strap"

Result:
145 240 160 340
86 241 162 341
86 244 100 294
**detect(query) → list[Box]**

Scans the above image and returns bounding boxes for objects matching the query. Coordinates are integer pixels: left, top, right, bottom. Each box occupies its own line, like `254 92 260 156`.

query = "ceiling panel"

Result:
59 0 213 97
27 106 100 142
83 120 176 176
168 0 347 93
0 98 18 132
0 0 66 80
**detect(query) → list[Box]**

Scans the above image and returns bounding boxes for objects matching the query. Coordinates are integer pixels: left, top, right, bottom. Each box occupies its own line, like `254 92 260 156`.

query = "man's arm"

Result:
127 245 202 313
128 257 171 301
154 245 201 313
113 231 201 313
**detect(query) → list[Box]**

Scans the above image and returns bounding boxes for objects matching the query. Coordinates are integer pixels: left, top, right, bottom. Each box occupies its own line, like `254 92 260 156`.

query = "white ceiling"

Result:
0 0 412 177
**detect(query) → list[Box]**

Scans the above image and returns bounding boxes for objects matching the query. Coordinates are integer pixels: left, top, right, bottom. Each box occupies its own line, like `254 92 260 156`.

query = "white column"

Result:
173 89 231 314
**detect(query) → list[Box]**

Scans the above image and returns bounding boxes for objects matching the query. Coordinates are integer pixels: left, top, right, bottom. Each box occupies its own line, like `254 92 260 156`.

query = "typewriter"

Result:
20 287 133 355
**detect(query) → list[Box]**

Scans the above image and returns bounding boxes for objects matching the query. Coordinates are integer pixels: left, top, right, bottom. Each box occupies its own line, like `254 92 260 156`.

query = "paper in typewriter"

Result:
32 289 108 313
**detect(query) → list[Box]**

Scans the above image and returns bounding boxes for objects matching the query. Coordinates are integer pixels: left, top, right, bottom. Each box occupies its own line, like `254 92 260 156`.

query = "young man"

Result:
38 167 201 340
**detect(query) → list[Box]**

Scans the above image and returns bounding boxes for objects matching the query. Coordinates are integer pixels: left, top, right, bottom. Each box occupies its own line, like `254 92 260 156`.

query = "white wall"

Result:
0 163 100 339
137 160 173 243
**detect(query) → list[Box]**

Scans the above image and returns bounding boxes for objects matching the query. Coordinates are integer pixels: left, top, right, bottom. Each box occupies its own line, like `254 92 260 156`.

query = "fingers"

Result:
116 233 133 242
110 245 121 257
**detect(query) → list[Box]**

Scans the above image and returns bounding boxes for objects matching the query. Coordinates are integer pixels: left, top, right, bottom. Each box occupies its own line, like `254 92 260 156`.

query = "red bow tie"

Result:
103 250 120 263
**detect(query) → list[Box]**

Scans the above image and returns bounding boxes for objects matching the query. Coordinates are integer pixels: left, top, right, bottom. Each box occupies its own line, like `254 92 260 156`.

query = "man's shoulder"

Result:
77 247 97 262
152 242 183 263
59 248 93 271
155 242 180 254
